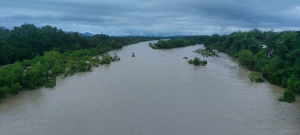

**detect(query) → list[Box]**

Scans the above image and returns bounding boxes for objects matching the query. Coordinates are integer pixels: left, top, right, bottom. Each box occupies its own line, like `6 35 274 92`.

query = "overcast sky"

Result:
1 0 300 36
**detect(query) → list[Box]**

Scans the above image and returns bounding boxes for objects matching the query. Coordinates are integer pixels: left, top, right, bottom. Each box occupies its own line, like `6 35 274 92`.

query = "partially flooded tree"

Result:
187 57 207 66
248 72 264 82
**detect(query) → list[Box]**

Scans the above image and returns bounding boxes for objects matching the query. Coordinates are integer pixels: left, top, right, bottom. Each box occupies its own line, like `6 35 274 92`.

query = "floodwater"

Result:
0 41 299 135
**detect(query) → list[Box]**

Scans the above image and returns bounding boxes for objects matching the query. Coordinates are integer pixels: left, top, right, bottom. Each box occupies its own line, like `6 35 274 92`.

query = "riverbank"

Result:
1 42 299 135
149 30 300 103
202 45 299 103
0 39 160 103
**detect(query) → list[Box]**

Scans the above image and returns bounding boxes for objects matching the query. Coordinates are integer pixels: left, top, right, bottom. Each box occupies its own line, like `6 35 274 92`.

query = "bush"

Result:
187 57 207 66
248 72 264 82
87 62 92 71
45 79 56 88
112 54 120 61
279 89 295 103
101 53 112 64
78 60 88 72
201 60 207 66
194 49 219 57
193 57 201 66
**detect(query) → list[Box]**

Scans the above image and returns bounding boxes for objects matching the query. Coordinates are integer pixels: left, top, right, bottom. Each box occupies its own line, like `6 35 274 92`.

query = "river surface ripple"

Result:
0 41 299 135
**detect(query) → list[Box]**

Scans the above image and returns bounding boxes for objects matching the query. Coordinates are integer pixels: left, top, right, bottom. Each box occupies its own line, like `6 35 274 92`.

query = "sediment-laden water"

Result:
0 41 299 135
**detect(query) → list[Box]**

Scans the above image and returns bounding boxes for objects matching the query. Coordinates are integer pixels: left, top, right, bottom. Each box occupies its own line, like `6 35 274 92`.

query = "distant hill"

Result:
66 31 94 37
81 32 94 37
65 32 186 37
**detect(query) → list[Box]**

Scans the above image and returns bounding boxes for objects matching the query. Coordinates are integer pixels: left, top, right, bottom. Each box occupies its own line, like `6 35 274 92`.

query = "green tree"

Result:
254 50 266 59
22 62 47 89
192 57 201 66
238 50 255 69
44 51 63 68
0 37 4 65
0 62 24 96
279 89 295 103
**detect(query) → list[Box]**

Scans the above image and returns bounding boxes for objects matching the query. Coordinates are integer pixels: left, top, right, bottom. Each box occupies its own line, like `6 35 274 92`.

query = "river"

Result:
0 41 299 135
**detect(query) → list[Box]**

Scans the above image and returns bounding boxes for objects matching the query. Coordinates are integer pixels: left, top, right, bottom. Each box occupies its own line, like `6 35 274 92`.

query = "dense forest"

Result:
0 24 160 65
0 24 160 102
149 29 300 103
148 39 197 49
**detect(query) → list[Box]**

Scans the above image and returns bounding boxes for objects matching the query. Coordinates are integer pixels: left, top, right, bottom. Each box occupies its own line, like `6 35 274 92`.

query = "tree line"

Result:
0 24 160 65
148 38 197 49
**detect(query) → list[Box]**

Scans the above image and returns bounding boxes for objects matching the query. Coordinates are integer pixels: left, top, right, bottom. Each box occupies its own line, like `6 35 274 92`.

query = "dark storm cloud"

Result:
1 0 300 36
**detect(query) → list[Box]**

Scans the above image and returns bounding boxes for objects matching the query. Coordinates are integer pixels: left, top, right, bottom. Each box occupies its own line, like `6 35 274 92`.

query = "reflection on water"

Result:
0 41 299 135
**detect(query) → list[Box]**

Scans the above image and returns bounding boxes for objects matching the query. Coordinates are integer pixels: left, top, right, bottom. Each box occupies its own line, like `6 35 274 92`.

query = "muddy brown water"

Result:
0 41 299 135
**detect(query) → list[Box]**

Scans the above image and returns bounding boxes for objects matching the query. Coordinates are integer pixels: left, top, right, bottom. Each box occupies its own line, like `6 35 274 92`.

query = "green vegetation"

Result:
132 52 135 57
0 24 160 102
187 59 193 64
0 24 160 66
0 49 121 102
148 42 158 49
149 39 197 49
187 57 207 66
279 89 295 103
194 49 219 57
202 30 300 103
183 56 189 59
156 29 300 102
248 72 264 82
238 50 256 68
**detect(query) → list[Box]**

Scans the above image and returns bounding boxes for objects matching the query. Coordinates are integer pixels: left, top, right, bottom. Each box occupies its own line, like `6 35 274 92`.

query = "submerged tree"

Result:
279 89 295 103
187 57 207 66
248 72 264 82
193 57 201 66
194 49 219 57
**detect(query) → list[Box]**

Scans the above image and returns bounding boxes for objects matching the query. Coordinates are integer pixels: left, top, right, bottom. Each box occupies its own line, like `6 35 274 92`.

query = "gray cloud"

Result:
1 0 300 36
